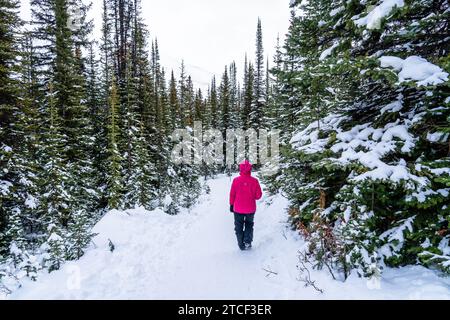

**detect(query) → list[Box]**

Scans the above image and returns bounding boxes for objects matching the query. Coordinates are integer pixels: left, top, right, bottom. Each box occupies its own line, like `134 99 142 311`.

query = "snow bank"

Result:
380 56 449 86
354 0 405 30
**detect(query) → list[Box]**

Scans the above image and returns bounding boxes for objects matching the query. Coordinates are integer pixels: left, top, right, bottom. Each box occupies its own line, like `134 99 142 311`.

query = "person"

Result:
229 160 263 251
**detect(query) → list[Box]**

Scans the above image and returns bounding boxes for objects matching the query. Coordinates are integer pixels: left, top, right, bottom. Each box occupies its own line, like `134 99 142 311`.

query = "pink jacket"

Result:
229 161 263 214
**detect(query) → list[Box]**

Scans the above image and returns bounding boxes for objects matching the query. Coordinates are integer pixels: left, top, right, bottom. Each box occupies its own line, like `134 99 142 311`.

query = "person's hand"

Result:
230 205 234 213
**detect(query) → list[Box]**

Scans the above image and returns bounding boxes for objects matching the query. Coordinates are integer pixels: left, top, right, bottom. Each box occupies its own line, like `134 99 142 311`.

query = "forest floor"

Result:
6 175 450 299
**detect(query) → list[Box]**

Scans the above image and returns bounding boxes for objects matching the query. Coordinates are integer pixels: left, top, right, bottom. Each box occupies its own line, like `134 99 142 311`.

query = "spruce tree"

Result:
251 18 266 130
242 56 254 131
86 42 108 211
178 61 188 126
106 79 123 209
229 61 240 128
209 76 219 129
271 0 450 277
168 71 181 131
219 67 231 133
13 32 44 249
0 0 22 256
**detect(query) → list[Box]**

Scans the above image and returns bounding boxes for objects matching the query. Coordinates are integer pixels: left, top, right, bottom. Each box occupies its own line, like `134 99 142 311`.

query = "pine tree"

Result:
178 61 188 126
242 56 254 131
209 76 219 129
40 82 71 228
194 89 204 123
268 35 285 133
158 68 171 135
66 209 95 260
271 0 450 277
251 18 266 130
185 76 195 127
30 0 97 237
5 209 27 268
0 0 22 256
106 79 123 209
13 32 44 248
229 61 240 128
168 71 181 131
219 66 231 133
45 223 66 272
86 42 108 211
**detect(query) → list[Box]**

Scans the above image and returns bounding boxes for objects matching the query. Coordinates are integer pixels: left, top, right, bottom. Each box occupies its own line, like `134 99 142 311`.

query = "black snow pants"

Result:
234 213 255 249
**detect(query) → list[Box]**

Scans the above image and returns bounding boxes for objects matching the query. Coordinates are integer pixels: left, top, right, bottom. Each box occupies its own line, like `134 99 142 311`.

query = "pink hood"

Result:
239 160 253 176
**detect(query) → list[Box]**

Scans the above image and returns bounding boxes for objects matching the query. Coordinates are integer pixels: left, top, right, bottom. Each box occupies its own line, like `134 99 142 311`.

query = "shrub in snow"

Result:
66 210 97 260
162 164 202 215
163 194 179 215
45 225 66 272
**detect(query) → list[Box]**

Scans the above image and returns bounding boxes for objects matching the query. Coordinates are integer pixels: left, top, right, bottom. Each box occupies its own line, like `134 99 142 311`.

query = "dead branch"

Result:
262 267 278 277
297 251 324 294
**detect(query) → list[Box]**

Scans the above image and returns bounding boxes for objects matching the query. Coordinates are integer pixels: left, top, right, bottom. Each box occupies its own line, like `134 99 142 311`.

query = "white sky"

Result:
20 0 292 90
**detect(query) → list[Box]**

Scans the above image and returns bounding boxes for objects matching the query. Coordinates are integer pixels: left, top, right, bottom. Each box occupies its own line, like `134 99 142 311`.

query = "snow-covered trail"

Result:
8 175 450 300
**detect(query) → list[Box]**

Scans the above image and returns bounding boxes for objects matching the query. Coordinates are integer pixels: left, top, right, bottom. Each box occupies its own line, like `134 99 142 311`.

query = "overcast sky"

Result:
20 0 292 89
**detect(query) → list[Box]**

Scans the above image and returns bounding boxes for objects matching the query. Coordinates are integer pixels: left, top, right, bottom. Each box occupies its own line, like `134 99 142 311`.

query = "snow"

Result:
290 108 435 187
2 145 12 153
439 238 450 256
381 96 403 114
380 216 415 244
331 122 421 185
25 195 38 210
47 233 63 242
354 0 405 30
380 56 412 71
330 6 344 17
380 56 449 86
9 243 22 256
427 132 449 143
319 41 339 61
0 181 13 196
421 238 431 249
408 188 450 204
163 194 173 206
290 114 350 151
4 176 450 300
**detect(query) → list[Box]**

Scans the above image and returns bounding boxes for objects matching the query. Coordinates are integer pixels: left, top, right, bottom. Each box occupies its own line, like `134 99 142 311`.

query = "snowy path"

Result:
8 175 450 300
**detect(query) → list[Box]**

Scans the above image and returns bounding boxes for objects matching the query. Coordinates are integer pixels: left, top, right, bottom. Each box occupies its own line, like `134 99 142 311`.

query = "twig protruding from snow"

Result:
297 251 324 294
263 267 278 277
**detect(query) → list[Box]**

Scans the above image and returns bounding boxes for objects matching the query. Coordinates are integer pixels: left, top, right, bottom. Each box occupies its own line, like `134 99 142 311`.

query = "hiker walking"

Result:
229 160 262 250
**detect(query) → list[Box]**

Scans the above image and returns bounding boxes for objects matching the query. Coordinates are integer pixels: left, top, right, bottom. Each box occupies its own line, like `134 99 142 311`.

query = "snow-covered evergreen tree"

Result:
270 0 450 278
106 79 123 210
251 18 266 130
0 0 22 257
242 56 254 131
